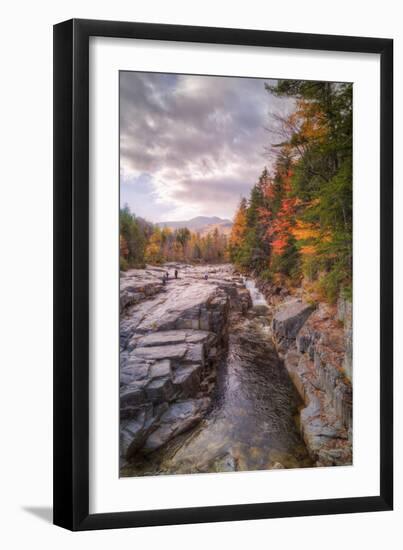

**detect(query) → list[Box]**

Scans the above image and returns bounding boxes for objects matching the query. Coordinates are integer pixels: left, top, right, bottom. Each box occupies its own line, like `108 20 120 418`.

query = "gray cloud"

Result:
120 71 293 221
173 176 253 210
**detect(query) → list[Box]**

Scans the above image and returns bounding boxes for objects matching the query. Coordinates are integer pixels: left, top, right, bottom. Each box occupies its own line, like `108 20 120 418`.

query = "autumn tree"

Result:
229 198 247 264
145 227 164 264
270 81 352 300
231 80 352 301
231 169 272 272
119 205 148 269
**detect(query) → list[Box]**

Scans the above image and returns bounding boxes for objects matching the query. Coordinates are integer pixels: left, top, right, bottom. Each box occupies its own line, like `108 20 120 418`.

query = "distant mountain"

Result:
157 216 233 236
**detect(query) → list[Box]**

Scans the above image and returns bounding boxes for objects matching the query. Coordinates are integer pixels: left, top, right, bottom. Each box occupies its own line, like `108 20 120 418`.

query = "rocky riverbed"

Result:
120 263 352 475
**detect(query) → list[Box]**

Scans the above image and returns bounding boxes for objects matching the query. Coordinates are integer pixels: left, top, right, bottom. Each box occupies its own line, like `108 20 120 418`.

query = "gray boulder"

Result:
120 407 154 458
149 359 172 379
120 384 146 409
173 364 202 397
272 300 314 342
132 343 187 361
145 376 175 402
142 398 210 454
135 331 189 348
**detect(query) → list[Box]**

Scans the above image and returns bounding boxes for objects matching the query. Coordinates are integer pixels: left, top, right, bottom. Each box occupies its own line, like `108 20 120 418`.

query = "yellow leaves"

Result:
145 242 161 263
148 230 162 247
292 99 328 144
291 220 319 241
161 226 172 240
229 201 247 248
300 245 317 256
119 234 129 258
145 231 164 263
291 220 320 257
292 220 334 258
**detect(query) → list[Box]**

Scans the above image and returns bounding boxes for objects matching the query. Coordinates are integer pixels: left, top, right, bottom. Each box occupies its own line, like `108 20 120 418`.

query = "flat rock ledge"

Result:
272 299 315 353
120 268 165 313
272 299 352 467
120 264 249 464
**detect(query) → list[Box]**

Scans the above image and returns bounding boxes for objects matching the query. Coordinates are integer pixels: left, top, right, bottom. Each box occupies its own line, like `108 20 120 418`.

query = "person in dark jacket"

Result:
174 269 178 279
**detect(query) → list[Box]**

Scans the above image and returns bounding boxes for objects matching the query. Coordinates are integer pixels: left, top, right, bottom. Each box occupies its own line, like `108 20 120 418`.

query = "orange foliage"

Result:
291 220 319 256
120 234 129 258
230 200 247 249
293 100 328 144
292 220 319 241
300 245 317 256
268 197 297 256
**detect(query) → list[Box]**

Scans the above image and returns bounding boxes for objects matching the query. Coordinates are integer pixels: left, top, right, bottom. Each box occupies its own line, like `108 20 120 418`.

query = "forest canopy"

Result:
119 206 228 271
229 80 353 302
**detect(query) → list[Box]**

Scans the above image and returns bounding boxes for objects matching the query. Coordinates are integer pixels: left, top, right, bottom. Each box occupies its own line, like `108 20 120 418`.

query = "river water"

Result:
244 276 269 310
123 275 313 475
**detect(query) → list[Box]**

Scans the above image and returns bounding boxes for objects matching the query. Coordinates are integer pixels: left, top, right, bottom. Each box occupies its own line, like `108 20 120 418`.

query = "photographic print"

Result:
119 71 353 477
54 20 393 529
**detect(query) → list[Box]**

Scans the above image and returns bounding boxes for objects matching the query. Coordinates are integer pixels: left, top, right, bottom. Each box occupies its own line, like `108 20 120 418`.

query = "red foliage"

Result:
259 169 297 257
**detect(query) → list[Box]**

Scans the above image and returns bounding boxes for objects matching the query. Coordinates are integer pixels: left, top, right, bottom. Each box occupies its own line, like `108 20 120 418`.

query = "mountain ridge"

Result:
157 216 233 235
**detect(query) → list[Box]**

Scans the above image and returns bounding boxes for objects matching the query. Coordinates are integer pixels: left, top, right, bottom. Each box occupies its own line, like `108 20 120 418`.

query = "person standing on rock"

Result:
204 272 208 280
166 271 169 280
162 273 167 285
175 269 178 279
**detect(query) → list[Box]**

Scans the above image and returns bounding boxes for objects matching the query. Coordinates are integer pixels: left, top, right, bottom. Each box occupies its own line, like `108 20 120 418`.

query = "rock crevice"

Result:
271 297 353 466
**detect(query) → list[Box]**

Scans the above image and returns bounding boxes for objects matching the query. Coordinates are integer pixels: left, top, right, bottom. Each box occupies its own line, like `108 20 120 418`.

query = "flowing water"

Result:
123 276 313 475
244 276 269 310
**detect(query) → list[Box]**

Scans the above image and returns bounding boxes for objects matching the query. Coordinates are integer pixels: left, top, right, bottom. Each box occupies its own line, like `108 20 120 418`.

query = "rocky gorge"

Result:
120 263 352 475
270 296 352 466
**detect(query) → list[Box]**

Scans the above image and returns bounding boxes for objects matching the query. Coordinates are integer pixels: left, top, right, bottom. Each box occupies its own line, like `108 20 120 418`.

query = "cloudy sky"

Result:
120 71 292 223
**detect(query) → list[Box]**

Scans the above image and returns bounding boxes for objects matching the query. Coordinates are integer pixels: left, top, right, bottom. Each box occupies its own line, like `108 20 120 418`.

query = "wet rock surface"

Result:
120 264 247 466
122 316 312 475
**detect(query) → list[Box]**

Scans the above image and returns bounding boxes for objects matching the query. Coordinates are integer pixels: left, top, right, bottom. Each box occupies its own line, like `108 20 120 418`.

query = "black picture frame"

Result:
53 18 393 531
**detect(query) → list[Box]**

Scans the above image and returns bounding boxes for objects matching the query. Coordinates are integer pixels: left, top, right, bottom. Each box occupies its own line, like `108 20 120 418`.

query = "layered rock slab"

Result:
272 299 314 353
119 264 245 463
